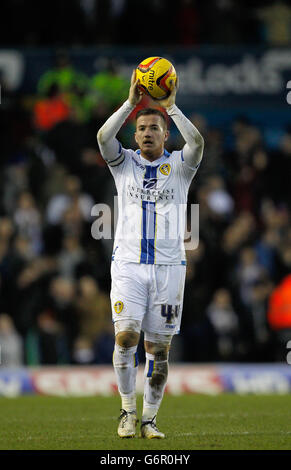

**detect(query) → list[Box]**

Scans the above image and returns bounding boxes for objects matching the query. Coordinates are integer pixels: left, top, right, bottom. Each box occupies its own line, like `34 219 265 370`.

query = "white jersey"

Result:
108 143 200 265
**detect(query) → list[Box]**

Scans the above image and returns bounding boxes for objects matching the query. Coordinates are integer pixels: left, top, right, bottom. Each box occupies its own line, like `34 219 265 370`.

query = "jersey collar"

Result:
136 149 170 165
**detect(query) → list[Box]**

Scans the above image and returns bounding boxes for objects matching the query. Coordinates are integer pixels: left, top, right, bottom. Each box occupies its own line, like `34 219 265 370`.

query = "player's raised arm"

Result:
159 78 204 170
97 71 143 164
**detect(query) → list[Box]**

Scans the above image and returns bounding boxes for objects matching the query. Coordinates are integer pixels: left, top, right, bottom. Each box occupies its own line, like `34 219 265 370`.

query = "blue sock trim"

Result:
147 359 155 378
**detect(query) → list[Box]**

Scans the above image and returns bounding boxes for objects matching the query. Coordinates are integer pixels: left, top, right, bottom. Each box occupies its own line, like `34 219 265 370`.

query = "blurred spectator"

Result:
37 50 91 124
57 234 86 279
222 211 256 255
37 50 88 97
0 217 14 243
251 148 272 213
230 147 271 216
195 127 224 180
90 59 129 110
37 276 78 364
3 160 30 215
42 163 67 200
45 107 97 174
46 174 94 225
260 201 290 242
72 336 95 365
276 128 291 207
248 278 273 361
205 175 234 219
255 229 280 279
33 83 70 132
229 116 262 169
13 191 42 255
13 235 35 262
276 241 291 283
236 246 266 308
60 204 88 240
75 276 114 363
206 288 240 360
256 0 291 45
267 275 291 361
181 242 217 361
0 70 15 111
280 127 291 156
0 70 21 170
15 256 58 336
0 314 23 366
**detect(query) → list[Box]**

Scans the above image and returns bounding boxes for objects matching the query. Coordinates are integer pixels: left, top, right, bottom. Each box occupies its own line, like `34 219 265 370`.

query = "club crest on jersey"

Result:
114 301 124 314
159 163 171 176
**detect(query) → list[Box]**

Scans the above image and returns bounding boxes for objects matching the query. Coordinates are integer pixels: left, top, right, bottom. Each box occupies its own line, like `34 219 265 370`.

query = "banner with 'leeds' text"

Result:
0 46 291 112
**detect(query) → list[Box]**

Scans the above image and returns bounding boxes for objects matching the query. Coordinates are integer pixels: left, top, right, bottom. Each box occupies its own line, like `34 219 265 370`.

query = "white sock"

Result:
142 352 168 422
113 343 138 412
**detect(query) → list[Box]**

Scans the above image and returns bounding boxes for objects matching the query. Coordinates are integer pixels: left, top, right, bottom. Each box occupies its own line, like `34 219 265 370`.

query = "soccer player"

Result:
97 71 204 439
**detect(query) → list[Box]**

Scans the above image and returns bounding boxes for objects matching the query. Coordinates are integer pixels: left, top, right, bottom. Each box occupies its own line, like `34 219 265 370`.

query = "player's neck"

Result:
140 150 164 162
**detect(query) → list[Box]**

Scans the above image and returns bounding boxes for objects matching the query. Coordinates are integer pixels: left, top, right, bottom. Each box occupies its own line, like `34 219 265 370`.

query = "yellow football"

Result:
136 57 177 100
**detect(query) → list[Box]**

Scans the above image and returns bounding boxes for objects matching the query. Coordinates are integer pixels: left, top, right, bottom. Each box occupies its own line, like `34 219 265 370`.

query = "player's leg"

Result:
113 320 141 438
140 263 186 439
141 333 172 439
110 260 147 437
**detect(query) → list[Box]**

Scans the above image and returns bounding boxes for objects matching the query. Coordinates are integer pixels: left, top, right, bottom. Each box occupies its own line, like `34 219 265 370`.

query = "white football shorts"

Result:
110 259 186 336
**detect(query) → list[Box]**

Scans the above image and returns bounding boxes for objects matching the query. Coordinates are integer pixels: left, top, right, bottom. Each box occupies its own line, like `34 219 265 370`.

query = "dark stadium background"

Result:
0 0 290 370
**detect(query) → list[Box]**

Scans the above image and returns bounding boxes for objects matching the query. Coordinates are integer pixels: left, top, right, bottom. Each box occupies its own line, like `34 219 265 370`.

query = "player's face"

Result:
135 115 169 161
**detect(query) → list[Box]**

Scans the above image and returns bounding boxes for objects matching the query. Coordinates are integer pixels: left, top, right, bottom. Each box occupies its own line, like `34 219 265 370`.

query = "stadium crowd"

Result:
1 0 291 47
0 52 290 367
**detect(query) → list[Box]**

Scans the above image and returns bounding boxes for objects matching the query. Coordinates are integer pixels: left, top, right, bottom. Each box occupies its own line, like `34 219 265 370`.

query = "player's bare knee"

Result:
116 331 139 348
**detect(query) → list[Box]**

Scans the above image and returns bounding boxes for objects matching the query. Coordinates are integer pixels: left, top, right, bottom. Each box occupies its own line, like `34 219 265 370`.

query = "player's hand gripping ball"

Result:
136 57 177 100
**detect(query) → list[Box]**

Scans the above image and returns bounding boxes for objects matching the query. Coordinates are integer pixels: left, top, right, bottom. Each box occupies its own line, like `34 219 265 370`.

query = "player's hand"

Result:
128 70 143 107
158 76 179 109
